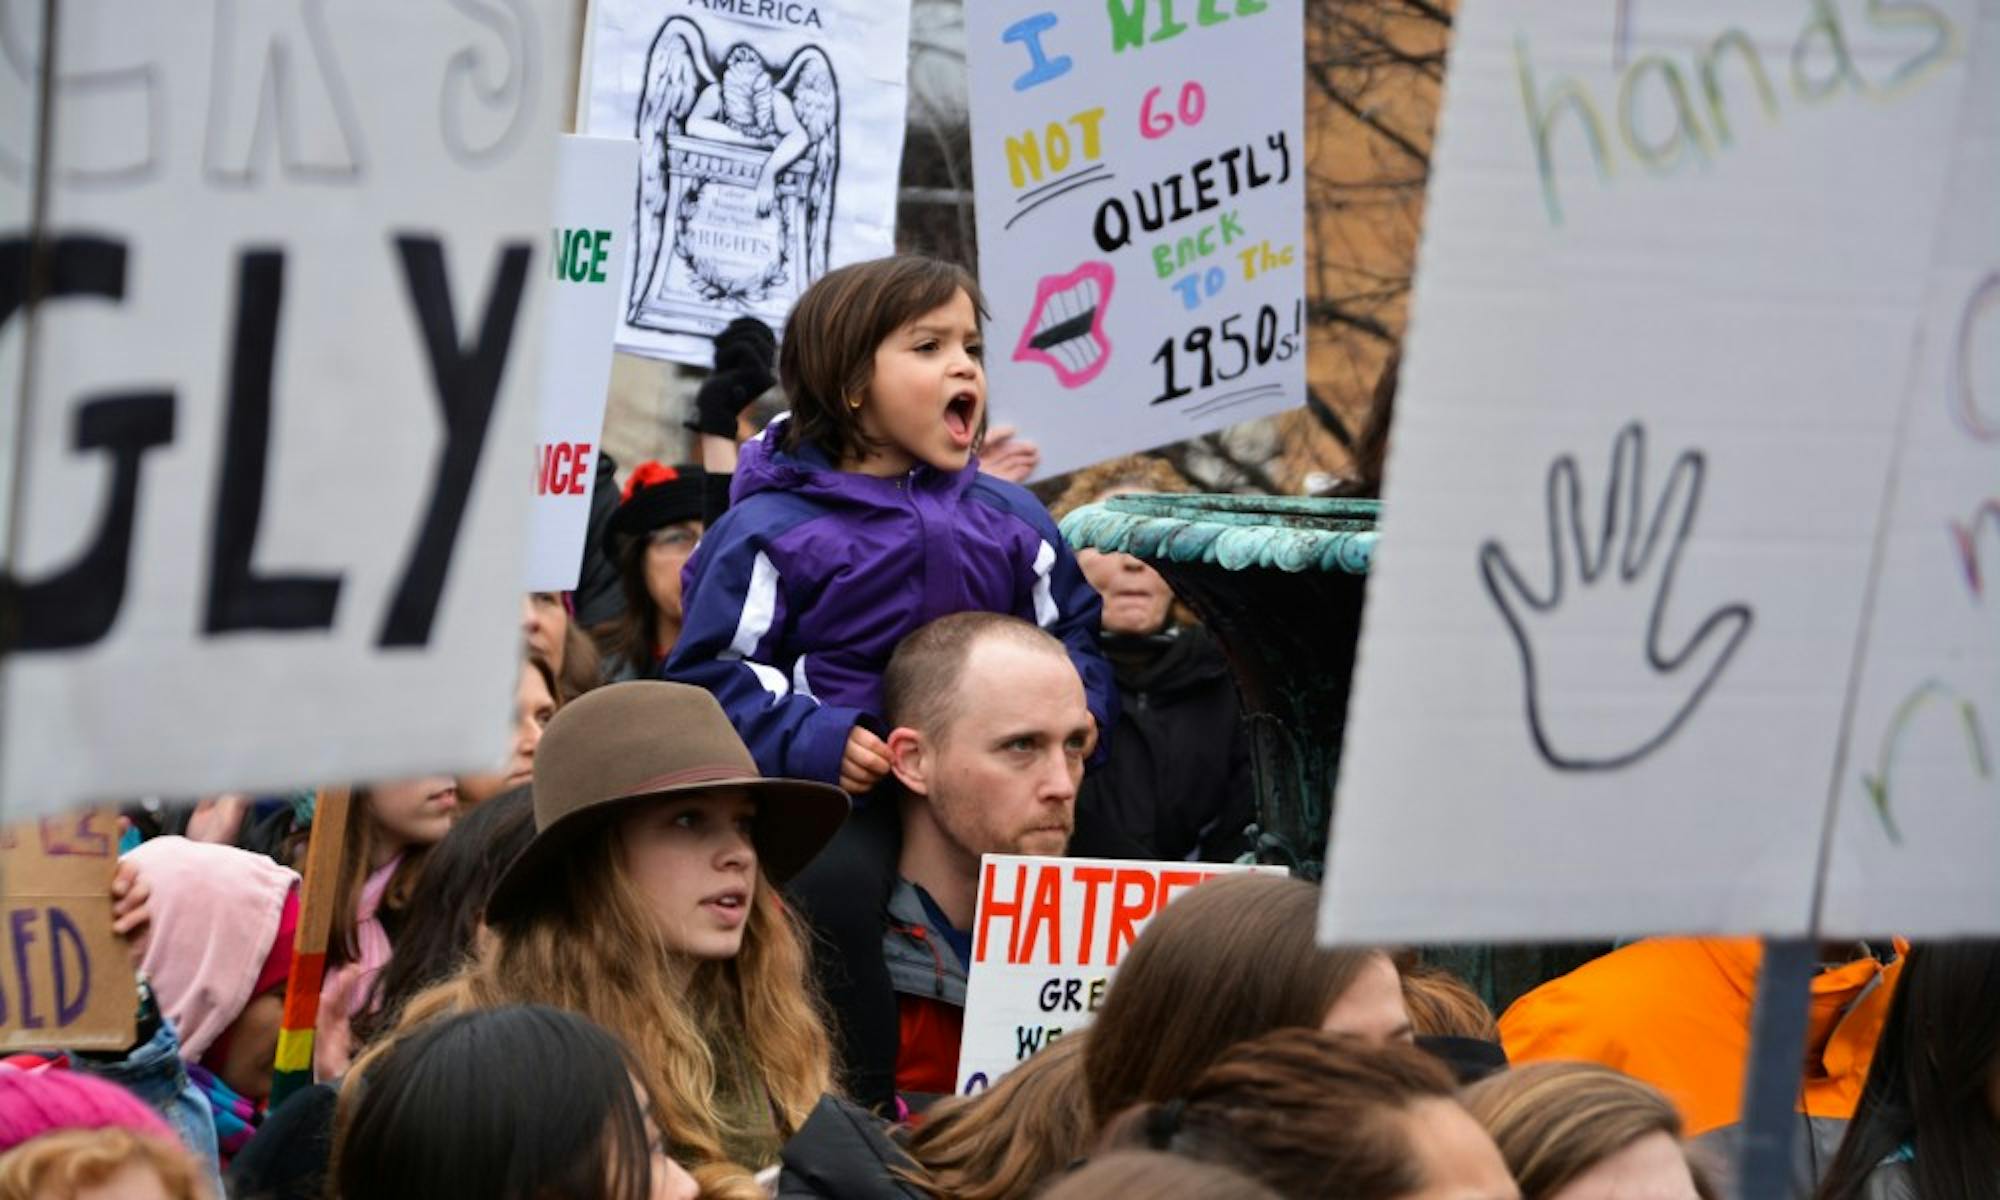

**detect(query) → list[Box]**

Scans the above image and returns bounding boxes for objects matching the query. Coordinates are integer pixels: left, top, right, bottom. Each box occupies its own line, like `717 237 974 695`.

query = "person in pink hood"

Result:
122 838 298 1162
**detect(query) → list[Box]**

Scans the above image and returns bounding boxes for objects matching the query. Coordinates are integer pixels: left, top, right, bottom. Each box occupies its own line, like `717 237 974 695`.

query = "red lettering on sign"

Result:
1019 866 1064 964
1106 869 1158 966
1072 866 1114 965
535 442 594 497
975 862 1028 964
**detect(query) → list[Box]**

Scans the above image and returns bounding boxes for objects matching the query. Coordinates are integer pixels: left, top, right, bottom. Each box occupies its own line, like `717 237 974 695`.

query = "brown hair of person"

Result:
1045 454 1192 522
1401 963 1500 1041
1041 1152 1283 1200
901 1033 1091 1200
556 620 601 703
1463 1061 1692 1200
1100 1029 1458 1199
325 785 432 973
778 255 987 466
881 612 1069 739
0 1128 210 1200
376 823 831 1200
1082 873 1384 1127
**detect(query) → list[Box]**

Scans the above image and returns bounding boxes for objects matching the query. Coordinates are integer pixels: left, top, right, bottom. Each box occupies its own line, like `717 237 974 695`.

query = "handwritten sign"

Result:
955 855 1281 1095
1821 2 2000 937
528 136 634 592
1322 0 1984 943
1 2 568 815
967 0 1306 480
584 0 914 365
0 813 133 1050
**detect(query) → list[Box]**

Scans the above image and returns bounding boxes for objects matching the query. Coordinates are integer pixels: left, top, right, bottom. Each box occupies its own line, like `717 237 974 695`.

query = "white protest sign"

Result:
1821 3 1999 937
1 2 568 815
967 1 1306 480
529 136 635 593
955 854 1282 1097
1321 0 1978 943
584 0 912 365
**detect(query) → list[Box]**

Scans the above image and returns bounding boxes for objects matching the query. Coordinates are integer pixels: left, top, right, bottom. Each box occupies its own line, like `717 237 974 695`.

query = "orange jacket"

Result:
1498 938 1903 1137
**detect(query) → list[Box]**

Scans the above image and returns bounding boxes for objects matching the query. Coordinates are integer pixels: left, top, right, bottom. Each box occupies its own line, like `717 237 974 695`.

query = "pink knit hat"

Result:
0 1065 173 1153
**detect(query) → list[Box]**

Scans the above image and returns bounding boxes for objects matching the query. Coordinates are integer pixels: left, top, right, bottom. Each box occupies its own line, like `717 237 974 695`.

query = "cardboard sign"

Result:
0 813 134 1050
955 855 1283 1096
1820 2 2000 937
1322 0 1982 943
967 0 1307 479
1 2 568 815
584 0 914 365
528 136 635 592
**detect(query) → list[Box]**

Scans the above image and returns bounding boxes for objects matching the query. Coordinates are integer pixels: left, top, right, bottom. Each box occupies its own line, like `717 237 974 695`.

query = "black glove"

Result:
686 317 778 437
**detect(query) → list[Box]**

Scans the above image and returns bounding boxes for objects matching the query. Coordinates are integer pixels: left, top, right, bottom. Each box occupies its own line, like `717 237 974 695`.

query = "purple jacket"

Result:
662 428 1118 786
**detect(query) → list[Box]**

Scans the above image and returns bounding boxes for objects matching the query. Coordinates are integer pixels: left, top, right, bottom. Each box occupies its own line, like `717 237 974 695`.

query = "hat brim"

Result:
608 483 707 542
485 775 850 927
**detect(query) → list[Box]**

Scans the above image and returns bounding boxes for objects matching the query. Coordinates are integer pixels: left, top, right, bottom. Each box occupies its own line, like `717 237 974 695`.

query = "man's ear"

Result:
885 726 930 796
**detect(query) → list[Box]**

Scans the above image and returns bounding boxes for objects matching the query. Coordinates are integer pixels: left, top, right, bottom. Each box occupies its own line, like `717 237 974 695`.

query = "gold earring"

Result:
846 393 864 411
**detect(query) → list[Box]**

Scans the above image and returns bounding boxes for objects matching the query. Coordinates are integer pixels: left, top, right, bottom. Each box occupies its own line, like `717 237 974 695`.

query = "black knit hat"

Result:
608 462 707 540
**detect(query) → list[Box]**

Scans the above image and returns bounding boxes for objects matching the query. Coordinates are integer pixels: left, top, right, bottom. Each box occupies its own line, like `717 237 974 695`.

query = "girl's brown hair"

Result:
0 1128 210 1200
325 785 433 972
1463 1061 1695 1200
778 254 987 466
1041 1152 1283 1200
377 823 831 1200
1099 1028 1461 1199
1082 873 1384 1127
902 1033 1091 1200
1401 963 1500 1041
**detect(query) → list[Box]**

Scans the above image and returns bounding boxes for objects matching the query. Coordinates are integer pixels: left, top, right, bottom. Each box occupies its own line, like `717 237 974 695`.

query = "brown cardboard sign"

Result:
0 812 134 1050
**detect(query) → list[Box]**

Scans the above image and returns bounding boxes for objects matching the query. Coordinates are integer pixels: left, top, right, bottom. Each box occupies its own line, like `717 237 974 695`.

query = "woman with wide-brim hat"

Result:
372 681 848 1200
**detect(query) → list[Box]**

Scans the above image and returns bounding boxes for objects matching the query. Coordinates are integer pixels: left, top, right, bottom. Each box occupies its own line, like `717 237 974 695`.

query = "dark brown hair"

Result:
881 611 1068 739
902 1034 1091 1200
1100 1029 1460 1199
778 254 986 466
1401 963 1500 1041
1082 873 1385 1127
1042 1152 1282 1200
1464 1061 1695 1200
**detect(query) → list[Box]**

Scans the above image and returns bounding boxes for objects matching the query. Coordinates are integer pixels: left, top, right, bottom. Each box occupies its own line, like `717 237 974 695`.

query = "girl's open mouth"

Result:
944 392 979 447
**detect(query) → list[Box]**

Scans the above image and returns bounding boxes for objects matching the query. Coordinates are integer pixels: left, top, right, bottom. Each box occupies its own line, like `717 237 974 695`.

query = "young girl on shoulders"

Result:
664 254 1115 792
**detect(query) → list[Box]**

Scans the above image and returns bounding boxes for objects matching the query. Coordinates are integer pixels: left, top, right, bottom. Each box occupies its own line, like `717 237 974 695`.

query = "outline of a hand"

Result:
1478 422 1754 771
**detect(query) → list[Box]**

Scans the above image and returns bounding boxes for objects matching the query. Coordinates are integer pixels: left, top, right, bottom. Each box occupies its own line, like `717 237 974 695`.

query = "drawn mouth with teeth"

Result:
1013 262 1115 389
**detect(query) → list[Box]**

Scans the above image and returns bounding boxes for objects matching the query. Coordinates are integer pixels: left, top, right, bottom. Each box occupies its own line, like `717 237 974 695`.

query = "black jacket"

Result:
776 1095 931 1200
1079 625 1256 862
572 449 626 628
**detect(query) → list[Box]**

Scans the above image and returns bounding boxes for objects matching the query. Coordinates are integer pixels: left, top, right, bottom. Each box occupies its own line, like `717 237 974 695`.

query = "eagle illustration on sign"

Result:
628 16 839 337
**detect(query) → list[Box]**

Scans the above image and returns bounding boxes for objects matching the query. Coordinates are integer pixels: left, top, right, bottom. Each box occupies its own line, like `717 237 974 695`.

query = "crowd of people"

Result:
1 254 1994 1200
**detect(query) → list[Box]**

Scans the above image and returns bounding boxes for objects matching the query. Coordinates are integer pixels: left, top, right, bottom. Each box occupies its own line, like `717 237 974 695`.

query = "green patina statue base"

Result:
1062 492 1604 1014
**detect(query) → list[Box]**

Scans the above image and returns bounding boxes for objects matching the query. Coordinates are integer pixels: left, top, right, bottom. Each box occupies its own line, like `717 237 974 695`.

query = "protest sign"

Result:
1 2 568 815
1321 0 1982 943
528 136 634 593
584 0 913 365
1820 2 1999 937
955 855 1282 1096
966 1 1306 480
0 812 133 1050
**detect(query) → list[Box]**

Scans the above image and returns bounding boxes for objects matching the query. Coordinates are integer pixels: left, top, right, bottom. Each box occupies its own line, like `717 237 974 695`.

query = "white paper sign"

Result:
1322 0 1979 943
966 1 1306 480
584 0 913 365
955 855 1282 1097
1 2 568 815
529 136 634 593
1821 2 2000 938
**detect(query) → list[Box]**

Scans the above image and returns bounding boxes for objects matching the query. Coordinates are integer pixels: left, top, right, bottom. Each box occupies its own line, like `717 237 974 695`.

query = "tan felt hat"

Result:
484 681 849 925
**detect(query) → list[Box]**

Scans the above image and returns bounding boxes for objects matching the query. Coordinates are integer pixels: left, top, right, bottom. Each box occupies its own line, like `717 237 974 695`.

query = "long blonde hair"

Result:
381 822 831 1195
